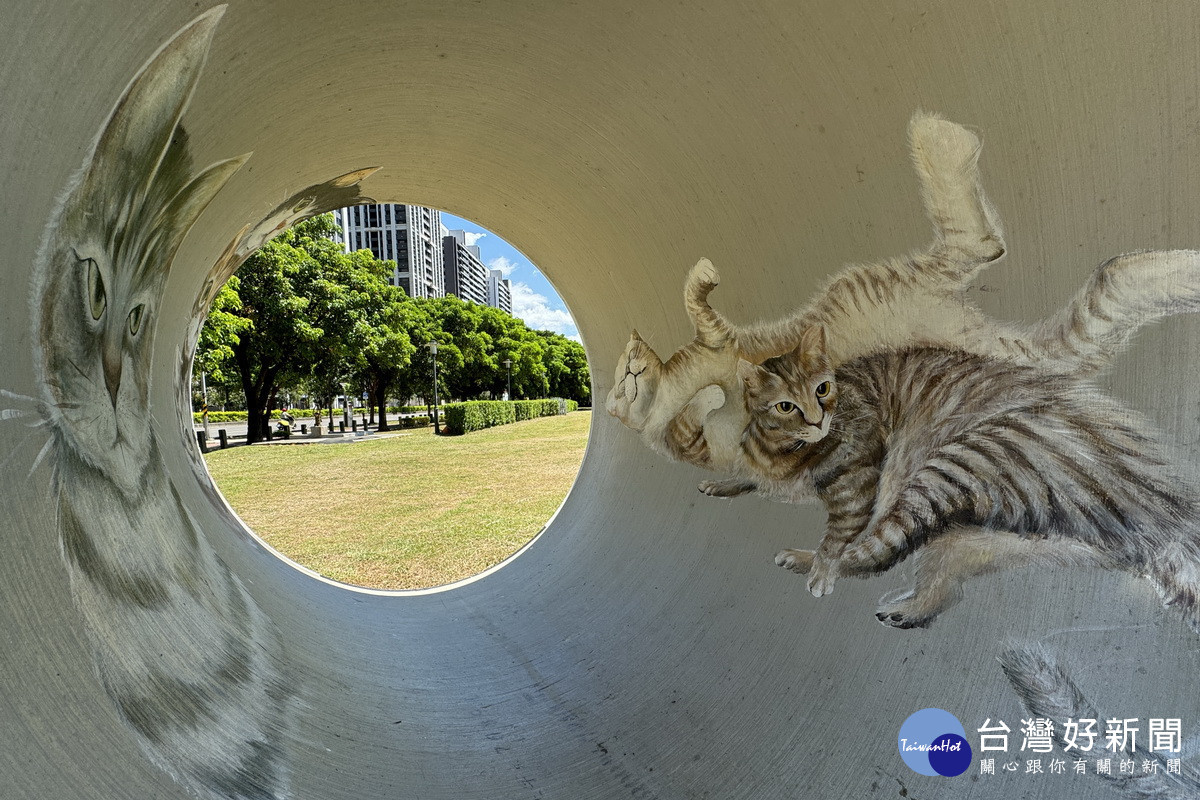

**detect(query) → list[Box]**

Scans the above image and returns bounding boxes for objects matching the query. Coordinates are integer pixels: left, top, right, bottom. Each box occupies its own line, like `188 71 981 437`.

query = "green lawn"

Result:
204 411 590 590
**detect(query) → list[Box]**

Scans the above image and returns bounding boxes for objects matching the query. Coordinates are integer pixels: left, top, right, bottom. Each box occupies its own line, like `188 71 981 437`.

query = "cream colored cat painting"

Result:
606 112 1200 496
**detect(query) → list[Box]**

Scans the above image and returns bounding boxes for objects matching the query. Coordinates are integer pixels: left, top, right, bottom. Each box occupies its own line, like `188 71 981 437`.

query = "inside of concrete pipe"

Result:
10 2 1200 800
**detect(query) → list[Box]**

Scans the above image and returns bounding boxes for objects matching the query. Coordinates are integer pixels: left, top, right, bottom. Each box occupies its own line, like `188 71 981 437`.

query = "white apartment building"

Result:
487 268 513 315
442 230 489 305
332 204 445 299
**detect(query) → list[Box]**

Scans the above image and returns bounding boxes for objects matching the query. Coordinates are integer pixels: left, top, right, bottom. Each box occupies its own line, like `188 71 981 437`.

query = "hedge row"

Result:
441 398 573 435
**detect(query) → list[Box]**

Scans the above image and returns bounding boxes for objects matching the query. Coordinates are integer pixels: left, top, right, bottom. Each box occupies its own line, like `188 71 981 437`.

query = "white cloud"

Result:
465 231 487 247
487 255 518 276
510 281 578 336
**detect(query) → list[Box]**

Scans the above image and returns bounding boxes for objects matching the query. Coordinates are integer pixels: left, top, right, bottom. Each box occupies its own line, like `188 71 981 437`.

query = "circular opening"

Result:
194 205 591 591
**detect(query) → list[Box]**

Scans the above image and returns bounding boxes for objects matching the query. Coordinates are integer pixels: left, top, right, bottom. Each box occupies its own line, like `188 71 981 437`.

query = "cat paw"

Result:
774 548 814 574
698 478 755 498
686 258 721 293
874 590 934 630
806 558 837 597
605 331 662 430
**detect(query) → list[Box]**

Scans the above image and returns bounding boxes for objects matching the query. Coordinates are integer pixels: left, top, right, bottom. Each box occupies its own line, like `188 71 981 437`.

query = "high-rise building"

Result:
488 269 513 315
442 230 489 305
332 204 445 299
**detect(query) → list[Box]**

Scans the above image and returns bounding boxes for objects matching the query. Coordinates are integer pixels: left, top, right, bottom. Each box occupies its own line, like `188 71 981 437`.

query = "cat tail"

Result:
999 644 1200 799
1148 539 1200 634
1013 249 1200 375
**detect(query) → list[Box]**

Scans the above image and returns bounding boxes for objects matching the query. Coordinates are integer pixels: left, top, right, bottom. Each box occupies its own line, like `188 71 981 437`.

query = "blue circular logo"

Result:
898 708 972 777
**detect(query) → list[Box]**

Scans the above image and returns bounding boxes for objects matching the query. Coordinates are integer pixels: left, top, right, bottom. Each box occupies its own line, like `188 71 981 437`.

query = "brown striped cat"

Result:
607 112 1200 487
736 326 1200 630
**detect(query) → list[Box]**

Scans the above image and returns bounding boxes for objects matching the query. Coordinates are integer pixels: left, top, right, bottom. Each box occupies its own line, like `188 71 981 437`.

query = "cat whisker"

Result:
0 389 38 406
28 435 55 478
0 423 53 478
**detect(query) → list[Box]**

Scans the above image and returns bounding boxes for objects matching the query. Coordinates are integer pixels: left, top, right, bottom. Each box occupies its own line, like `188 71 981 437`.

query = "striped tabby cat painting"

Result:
735 328 1200 631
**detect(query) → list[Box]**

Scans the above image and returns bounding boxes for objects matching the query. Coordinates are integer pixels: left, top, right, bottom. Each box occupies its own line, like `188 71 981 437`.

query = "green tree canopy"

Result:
194 214 592 440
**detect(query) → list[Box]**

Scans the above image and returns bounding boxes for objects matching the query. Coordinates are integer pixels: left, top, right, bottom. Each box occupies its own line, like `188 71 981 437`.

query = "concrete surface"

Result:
4 2 1200 798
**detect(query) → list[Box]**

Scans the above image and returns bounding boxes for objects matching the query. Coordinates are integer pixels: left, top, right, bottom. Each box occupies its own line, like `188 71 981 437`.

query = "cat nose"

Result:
102 351 121 408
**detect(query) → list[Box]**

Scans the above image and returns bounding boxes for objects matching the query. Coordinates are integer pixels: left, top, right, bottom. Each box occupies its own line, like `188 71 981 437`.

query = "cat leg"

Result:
776 501 877 596
662 383 726 467
774 549 814 574
698 478 758 497
873 527 998 629
874 529 1116 629
605 330 665 431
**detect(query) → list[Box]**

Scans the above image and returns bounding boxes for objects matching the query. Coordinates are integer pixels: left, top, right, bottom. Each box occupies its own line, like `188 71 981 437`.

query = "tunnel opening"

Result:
189 205 592 591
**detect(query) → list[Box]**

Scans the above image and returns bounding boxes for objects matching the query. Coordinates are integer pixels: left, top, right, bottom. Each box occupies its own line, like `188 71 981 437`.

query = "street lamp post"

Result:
428 340 440 434
503 358 513 401
200 370 210 439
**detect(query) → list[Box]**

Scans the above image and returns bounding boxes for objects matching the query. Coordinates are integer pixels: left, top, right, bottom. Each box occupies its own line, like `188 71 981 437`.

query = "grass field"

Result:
204 411 590 590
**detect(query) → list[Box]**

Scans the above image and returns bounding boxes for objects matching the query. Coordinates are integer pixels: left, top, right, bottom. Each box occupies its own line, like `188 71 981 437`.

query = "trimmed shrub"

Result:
442 401 515 435
513 399 560 421
441 398 573 434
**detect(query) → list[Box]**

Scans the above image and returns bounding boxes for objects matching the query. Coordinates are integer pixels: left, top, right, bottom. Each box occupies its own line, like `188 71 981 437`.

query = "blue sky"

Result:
441 212 579 342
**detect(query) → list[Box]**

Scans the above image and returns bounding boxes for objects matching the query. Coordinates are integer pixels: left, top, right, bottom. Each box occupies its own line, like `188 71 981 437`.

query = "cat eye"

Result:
774 401 797 414
128 304 145 336
815 381 831 399
85 258 106 320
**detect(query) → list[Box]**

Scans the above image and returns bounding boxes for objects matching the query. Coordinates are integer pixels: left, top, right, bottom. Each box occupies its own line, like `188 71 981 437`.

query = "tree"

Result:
214 214 397 442
359 285 422 430
537 330 591 405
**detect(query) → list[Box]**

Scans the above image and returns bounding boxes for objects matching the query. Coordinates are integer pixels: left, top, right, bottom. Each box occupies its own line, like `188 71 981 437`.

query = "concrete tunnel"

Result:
5 1 1200 798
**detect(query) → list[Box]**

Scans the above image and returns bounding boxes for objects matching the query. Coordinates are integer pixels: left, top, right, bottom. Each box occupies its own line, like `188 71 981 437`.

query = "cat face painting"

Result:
32 14 246 499
737 326 837 452
23 8 311 800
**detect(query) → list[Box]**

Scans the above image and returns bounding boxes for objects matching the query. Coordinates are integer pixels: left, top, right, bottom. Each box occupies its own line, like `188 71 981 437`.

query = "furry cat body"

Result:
607 113 1200 480
739 338 1200 630
27 8 296 798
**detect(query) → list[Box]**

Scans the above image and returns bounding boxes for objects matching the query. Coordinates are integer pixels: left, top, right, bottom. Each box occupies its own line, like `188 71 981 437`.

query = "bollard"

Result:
351 419 357 432
196 430 207 452
301 424 308 435
339 421 345 432
218 429 228 449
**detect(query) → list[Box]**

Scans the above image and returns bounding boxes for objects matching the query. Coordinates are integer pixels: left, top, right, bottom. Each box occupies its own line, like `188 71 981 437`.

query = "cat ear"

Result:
78 7 226 202
156 151 251 268
794 325 829 371
798 325 827 357
736 359 767 389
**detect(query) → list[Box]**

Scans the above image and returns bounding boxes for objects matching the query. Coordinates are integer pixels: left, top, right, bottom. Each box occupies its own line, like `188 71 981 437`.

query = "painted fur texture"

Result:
742 333 1200 632
999 645 1200 799
27 8 295 798
607 112 1200 482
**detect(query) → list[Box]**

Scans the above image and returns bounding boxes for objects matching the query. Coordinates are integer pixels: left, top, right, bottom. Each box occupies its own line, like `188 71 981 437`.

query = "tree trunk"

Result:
376 379 390 431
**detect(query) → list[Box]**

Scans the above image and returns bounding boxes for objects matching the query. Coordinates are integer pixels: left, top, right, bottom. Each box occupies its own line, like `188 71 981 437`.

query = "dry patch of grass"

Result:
204 411 590 589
